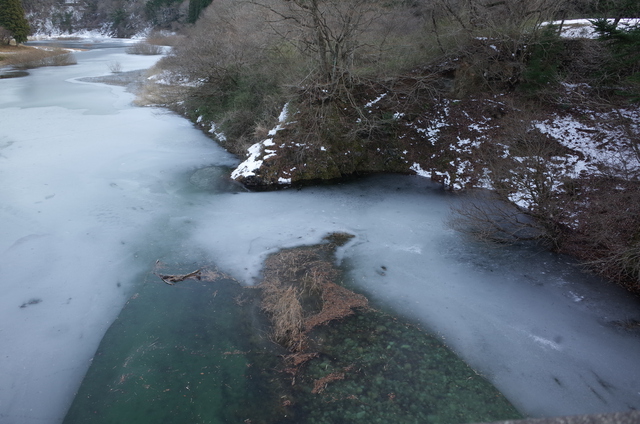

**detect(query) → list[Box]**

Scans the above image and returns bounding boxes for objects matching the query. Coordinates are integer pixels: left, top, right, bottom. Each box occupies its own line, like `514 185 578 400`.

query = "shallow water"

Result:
1 40 640 424
64 266 521 424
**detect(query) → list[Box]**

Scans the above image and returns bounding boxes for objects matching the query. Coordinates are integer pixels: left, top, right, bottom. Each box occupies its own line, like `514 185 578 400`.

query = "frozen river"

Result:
1 40 639 424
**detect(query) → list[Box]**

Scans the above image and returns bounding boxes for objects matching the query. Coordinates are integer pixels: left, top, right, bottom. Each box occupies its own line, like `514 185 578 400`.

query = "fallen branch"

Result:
156 269 201 285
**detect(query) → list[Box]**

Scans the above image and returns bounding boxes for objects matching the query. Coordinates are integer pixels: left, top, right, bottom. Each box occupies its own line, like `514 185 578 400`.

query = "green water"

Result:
64 267 522 424
64 272 282 424
295 311 520 424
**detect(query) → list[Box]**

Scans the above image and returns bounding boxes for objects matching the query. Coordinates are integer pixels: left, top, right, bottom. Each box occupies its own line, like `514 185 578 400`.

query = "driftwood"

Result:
155 269 201 285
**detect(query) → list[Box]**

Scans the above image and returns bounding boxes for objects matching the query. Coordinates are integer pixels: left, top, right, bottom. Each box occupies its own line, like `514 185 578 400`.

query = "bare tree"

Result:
429 0 568 94
434 0 565 38
251 0 390 85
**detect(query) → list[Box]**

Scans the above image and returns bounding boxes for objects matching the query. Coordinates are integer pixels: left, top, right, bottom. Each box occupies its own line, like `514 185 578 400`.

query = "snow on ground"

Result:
230 104 290 181
549 18 640 39
147 70 202 87
227 83 639 205
535 111 640 180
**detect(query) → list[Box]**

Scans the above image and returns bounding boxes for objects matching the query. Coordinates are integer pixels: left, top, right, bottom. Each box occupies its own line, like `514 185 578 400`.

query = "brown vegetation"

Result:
145 30 185 47
561 178 640 292
258 233 368 358
125 42 164 55
311 367 352 394
448 97 640 293
0 45 76 69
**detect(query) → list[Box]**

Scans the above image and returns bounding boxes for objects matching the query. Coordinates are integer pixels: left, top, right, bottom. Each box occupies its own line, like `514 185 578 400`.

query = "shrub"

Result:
592 18 640 100
48 51 76 66
126 42 164 55
450 112 573 248
145 29 183 47
10 48 76 69
108 60 122 73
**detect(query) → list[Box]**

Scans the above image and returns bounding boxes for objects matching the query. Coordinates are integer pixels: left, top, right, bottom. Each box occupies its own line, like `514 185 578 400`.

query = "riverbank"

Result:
136 31 640 295
0 44 77 71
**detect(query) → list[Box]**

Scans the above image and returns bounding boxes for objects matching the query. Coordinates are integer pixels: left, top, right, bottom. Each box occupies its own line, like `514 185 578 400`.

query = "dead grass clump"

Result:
304 281 368 331
259 233 368 355
311 371 345 394
145 30 184 47
5 47 76 69
284 352 318 368
262 282 305 351
48 52 77 66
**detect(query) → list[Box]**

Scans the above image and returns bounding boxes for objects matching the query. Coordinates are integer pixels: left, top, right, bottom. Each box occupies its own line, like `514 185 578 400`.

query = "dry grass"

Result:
304 281 368 331
262 282 305 350
311 370 345 394
0 46 76 69
145 30 184 47
259 233 367 355
0 44 31 53
133 70 190 107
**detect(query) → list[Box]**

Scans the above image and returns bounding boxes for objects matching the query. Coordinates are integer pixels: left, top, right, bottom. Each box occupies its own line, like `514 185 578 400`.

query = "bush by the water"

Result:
126 42 164 55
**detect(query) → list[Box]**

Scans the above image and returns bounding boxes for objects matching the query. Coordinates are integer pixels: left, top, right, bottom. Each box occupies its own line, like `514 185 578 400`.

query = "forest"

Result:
16 0 212 37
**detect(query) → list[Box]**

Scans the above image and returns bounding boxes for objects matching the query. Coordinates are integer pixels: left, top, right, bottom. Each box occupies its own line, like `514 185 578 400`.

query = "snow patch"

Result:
364 93 387 108
410 163 430 178
231 104 290 181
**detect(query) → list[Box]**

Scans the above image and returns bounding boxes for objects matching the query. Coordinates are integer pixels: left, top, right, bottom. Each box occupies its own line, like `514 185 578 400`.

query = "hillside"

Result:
21 0 213 38
131 0 640 294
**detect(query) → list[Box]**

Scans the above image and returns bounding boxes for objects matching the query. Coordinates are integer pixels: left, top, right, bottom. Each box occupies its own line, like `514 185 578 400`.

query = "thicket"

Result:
155 0 569 152
591 18 640 100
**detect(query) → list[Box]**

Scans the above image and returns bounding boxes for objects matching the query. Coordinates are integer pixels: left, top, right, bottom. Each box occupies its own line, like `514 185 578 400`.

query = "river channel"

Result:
1 40 639 424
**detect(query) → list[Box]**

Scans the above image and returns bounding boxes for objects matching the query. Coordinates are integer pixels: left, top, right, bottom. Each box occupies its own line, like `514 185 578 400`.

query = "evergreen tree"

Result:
0 0 30 43
187 0 212 24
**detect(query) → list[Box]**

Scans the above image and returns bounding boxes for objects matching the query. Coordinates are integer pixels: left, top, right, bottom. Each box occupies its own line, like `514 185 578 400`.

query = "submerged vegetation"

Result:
64 235 523 423
259 233 367 352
